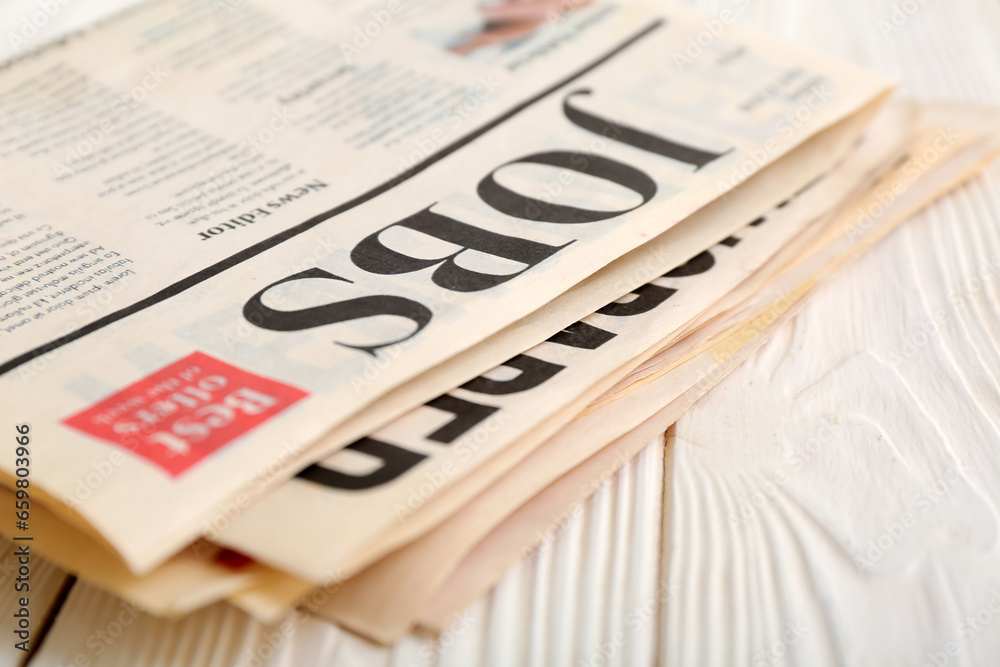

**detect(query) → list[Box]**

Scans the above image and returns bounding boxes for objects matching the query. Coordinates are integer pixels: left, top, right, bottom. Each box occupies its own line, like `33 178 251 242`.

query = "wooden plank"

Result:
15 0 1000 664
661 1 1000 663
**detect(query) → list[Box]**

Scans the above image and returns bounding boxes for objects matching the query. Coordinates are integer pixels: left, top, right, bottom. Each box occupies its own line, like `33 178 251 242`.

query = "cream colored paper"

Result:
216 101 906 584
416 115 1000 634
308 115 1000 643
221 104 924 625
0 485 263 616
0 0 891 575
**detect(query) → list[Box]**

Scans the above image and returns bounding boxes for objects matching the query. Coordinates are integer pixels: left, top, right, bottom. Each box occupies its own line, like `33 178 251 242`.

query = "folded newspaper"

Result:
0 0 997 655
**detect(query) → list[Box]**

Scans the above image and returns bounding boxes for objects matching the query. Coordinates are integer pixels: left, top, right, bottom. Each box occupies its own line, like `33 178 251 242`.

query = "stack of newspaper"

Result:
1 0 998 648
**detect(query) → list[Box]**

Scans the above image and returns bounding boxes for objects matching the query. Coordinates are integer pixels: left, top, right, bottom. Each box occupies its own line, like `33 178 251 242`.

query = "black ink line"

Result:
0 20 664 377
28 575 76 663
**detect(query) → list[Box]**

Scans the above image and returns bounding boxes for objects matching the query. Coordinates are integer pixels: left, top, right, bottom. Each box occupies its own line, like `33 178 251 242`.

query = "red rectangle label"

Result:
63 352 307 476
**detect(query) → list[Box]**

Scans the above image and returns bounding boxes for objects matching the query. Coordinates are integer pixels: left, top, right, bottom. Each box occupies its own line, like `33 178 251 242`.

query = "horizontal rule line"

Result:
0 18 664 377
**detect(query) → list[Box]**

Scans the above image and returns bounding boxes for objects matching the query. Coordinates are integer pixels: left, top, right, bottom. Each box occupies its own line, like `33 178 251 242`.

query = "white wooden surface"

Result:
4 0 1000 665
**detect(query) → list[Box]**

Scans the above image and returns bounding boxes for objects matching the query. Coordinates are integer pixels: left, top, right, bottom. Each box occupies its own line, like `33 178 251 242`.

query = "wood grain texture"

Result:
27 442 664 666
0 539 71 667
4 0 999 665
662 2 1000 666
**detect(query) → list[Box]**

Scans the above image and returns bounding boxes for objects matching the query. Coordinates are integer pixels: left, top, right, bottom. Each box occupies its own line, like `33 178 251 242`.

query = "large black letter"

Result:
663 250 715 278
423 395 500 443
351 206 570 292
547 321 616 350
597 283 676 317
563 89 731 171
296 437 426 490
461 354 565 395
477 151 656 224
243 267 431 355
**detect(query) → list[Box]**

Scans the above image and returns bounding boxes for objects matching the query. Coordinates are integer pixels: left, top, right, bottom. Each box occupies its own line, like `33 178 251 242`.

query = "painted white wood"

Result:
9 0 1000 665
27 442 664 666
661 1 1000 666
0 540 70 667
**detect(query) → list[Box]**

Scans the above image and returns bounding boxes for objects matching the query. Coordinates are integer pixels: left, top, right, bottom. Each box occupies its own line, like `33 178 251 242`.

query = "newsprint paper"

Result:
0 0 888 573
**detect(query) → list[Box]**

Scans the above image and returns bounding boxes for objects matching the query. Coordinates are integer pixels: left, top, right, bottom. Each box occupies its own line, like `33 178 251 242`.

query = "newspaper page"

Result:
0 0 888 573
212 102 912 583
